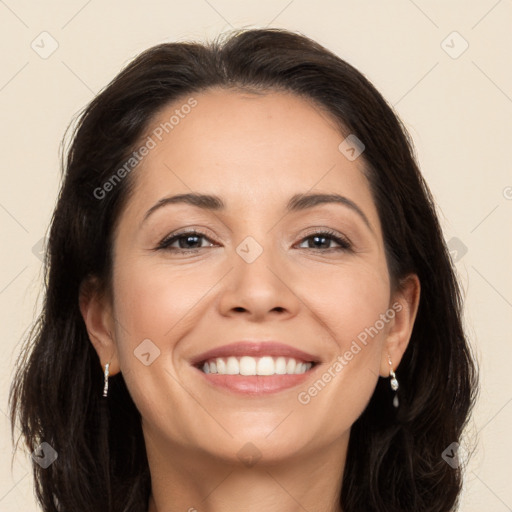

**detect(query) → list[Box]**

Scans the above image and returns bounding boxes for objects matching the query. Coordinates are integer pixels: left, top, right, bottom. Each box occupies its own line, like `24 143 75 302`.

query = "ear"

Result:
379 274 421 377
79 275 121 375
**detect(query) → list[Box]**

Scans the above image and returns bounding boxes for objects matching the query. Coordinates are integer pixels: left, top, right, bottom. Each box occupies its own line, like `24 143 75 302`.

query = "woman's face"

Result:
87 89 416 466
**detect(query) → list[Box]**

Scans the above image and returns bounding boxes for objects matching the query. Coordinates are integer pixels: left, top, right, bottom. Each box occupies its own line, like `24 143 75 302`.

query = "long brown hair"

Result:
10 28 478 511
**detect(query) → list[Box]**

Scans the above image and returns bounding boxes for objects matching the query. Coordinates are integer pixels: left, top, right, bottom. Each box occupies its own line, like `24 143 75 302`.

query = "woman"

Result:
10 28 478 511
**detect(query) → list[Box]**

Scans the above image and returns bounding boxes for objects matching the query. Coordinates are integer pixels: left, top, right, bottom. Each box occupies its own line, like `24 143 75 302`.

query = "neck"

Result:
145 430 348 512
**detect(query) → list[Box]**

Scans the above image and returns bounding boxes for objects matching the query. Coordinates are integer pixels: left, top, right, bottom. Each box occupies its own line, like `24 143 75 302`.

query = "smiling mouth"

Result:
195 355 317 376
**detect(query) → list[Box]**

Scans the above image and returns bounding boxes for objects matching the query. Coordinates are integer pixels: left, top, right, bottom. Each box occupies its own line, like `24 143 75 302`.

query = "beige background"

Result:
1 1 511 510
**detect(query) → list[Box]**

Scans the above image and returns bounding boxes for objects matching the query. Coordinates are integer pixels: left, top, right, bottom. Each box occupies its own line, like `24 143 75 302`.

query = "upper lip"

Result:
189 341 321 367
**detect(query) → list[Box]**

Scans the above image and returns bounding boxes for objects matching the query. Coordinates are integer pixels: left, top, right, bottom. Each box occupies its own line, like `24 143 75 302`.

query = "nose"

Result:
217 241 301 322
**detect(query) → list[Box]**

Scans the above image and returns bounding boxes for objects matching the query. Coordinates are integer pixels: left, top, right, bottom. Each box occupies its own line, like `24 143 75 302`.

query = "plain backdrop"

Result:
1 1 511 510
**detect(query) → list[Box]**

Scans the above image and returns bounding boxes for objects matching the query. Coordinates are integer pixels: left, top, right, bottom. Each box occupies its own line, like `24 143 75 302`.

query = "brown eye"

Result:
157 231 216 252
296 230 352 251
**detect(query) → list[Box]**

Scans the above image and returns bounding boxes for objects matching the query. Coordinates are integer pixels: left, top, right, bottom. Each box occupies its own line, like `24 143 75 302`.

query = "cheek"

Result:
109 255 233 405
297 262 391 416
112 258 211 342
296 265 388 402
109 259 213 428
310 258 391 344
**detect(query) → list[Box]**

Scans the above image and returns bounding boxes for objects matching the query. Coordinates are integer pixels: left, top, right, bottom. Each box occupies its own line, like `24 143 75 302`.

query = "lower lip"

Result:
192 365 318 395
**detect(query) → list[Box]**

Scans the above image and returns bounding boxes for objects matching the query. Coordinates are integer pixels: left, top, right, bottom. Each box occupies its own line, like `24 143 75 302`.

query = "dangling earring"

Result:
388 355 399 408
102 362 110 398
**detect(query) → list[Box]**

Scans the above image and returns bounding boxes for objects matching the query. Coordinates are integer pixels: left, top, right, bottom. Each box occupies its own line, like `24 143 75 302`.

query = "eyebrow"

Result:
142 192 373 232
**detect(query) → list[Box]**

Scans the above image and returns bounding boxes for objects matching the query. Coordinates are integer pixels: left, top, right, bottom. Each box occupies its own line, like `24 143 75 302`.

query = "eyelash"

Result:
155 229 352 254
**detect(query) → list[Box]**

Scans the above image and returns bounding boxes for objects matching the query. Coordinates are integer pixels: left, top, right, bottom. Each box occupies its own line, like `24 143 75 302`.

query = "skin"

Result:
80 88 420 512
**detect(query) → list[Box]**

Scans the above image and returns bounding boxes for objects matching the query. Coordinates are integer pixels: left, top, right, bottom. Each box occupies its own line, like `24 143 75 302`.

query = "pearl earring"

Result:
102 362 110 398
388 355 399 408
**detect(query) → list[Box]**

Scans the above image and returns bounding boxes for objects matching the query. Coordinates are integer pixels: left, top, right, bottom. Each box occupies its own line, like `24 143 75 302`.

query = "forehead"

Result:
126 88 377 221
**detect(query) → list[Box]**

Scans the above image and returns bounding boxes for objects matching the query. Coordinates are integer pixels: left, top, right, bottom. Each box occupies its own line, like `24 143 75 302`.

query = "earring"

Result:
388 355 399 408
102 362 110 398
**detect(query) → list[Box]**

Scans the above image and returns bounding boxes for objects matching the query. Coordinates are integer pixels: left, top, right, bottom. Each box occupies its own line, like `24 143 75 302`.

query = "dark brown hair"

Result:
10 28 478 511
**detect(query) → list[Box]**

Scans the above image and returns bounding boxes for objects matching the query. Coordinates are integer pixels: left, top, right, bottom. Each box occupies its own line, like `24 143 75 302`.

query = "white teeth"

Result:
257 356 274 375
200 356 313 376
275 357 287 374
216 358 226 374
239 356 256 375
226 357 239 375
